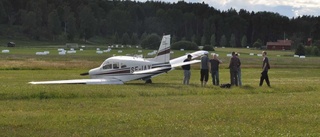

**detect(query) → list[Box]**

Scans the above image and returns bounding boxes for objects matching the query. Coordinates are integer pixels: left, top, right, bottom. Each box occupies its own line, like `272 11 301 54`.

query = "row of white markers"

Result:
1 49 306 58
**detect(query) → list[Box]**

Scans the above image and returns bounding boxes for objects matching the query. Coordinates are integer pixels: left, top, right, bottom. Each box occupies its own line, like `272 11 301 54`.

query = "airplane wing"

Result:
29 78 124 85
170 50 208 65
170 60 201 68
132 67 172 74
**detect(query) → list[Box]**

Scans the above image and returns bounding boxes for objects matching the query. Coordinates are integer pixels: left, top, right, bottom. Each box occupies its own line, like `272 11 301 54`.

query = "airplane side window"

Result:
103 64 112 69
113 63 119 69
121 63 127 68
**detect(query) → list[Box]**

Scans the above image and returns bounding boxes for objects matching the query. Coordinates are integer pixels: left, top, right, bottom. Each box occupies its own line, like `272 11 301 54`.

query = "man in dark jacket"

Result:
229 52 241 86
200 53 210 87
182 54 192 85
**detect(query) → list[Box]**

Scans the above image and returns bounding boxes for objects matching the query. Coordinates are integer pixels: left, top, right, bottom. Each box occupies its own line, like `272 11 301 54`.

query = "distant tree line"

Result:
0 0 320 51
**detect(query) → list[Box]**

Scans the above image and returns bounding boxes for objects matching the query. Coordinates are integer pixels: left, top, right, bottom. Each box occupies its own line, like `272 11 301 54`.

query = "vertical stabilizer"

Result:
150 35 171 63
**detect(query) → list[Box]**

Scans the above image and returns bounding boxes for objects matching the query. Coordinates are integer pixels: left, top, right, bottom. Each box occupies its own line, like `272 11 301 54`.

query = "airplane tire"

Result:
145 79 152 84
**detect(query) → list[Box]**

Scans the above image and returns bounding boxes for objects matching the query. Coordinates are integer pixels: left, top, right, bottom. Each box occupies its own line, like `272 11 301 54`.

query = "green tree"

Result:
0 1 6 23
66 13 76 41
311 46 320 56
79 6 97 41
295 43 305 56
191 35 197 44
229 33 236 47
62 5 72 34
48 10 61 40
311 19 320 40
220 35 227 47
203 19 210 43
141 34 161 49
290 34 302 49
241 35 247 48
210 34 216 47
201 35 206 46
22 11 37 39
171 35 177 44
253 39 263 49
171 41 198 50
108 9 130 34
203 45 214 51
140 32 148 43
113 32 119 44
131 33 139 45
122 32 130 45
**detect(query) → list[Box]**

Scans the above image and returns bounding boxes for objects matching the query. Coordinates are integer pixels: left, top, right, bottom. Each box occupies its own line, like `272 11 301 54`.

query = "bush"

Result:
141 34 161 49
295 44 305 56
202 45 215 51
253 39 262 49
171 41 198 50
311 46 320 56
305 46 312 55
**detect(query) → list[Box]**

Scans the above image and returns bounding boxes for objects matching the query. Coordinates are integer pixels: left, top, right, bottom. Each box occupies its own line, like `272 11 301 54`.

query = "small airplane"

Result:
29 35 208 85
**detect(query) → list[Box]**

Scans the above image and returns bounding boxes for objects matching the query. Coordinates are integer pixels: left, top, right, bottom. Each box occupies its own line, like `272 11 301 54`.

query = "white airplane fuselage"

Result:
88 56 171 82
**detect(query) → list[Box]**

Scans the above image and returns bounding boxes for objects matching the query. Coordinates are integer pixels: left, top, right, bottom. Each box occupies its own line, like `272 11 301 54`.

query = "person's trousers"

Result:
200 69 209 82
259 71 270 86
211 70 219 85
237 69 242 86
230 70 238 86
183 70 191 84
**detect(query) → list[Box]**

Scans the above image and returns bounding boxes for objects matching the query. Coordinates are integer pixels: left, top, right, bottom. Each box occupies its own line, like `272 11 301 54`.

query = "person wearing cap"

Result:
182 54 192 85
209 54 222 86
200 52 210 87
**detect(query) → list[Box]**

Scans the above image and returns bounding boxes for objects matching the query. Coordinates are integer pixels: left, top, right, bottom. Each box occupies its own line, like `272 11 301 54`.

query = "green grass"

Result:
1 46 320 136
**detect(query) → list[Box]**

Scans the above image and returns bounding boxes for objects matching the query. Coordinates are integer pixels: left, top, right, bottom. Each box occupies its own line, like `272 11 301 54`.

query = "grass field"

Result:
1 46 320 136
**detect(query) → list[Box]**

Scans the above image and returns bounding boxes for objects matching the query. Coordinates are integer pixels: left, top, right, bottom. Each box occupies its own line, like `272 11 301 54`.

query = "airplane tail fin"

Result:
149 35 171 63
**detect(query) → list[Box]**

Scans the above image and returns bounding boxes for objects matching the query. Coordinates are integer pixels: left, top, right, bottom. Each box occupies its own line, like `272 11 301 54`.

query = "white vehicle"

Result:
29 35 207 85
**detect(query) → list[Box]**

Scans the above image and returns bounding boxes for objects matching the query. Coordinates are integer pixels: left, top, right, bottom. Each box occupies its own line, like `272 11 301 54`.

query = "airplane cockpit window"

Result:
102 63 112 69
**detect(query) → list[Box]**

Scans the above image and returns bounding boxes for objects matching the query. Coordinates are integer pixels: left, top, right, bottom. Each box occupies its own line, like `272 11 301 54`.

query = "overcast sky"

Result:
139 0 320 18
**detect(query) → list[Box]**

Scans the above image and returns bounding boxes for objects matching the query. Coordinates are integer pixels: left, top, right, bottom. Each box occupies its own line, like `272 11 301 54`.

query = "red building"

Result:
307 38 312 46
266 40 292 50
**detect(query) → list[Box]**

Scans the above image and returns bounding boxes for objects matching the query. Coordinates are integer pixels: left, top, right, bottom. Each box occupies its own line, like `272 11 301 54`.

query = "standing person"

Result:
260 51 271 87
209 54 222 86
182 54 192 85
229 52 241 86
235 53 242 86
200 53 210 87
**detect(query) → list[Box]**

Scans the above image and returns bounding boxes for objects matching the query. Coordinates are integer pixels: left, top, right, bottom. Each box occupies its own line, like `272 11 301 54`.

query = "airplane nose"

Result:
81 67 99 76
88 67 100 75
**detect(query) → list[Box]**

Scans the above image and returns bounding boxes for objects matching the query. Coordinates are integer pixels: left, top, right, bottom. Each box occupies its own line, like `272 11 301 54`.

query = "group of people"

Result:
182 51 271 87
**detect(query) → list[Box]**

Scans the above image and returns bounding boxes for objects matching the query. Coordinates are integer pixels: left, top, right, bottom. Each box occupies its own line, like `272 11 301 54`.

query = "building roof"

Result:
266 40 292 46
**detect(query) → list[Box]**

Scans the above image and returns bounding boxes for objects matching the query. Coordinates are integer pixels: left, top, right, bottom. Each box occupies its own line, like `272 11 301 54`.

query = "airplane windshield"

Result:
102 63 112 69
